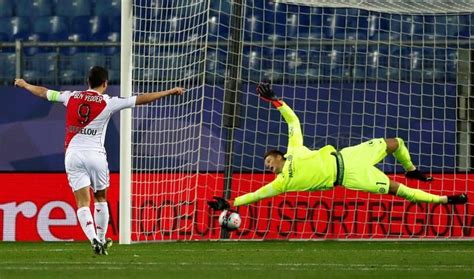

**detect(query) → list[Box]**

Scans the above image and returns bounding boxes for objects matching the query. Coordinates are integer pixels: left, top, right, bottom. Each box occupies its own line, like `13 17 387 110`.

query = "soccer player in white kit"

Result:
14 66 185 255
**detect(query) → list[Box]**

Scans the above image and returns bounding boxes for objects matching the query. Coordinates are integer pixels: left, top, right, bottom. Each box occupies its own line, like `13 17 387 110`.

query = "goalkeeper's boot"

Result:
92 238 105 255
447 193 468 205
102 238 113 256
405 169 432 182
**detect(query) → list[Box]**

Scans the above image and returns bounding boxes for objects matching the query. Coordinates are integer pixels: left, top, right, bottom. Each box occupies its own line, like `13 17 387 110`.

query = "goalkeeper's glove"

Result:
256 82 283 107
207 196 230 211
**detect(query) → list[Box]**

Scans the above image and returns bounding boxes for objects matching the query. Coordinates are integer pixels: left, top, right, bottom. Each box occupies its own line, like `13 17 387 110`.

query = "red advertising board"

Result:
0 173 472 241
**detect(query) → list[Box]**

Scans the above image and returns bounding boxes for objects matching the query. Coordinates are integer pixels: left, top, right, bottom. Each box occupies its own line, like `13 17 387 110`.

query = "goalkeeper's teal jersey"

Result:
234 103 337 207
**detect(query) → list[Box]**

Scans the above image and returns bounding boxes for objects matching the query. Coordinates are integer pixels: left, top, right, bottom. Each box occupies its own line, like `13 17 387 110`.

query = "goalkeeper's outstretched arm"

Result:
257 82 304 149
208 181 284 210
232 181 283 206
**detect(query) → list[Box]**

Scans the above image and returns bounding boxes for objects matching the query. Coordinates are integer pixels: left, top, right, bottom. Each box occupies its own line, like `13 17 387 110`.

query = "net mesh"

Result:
128 0 474 241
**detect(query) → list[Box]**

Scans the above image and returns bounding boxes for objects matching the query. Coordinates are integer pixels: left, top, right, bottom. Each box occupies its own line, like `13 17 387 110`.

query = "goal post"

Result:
119 0 133 245
121 0 474 242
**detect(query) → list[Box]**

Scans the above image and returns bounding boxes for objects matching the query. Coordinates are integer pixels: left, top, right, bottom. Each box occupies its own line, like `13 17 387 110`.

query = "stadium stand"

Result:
0 0 14 18
0 17 30 41
55 0 92 17
0 53 15 85
23 52 58 84
15 0 53 17
33 16 70 40
0 0 470 85
94 0 120 17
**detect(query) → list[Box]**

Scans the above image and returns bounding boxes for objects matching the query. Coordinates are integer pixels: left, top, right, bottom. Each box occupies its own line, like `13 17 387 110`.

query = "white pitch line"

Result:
8 248 474 255
0 261 472 270
0 265 472 272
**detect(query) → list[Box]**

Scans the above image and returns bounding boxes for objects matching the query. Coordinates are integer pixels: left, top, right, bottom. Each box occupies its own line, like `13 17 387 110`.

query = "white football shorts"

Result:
65 150 110 192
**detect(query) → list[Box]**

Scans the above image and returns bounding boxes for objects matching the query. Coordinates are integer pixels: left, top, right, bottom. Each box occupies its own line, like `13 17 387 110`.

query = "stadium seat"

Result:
72 16 110 40
23 33 50 56
109 52 120 71
98 32 120 55
109 53 120 71
377 13 394 40
346 9 369 40
107 53 120 83
261 48 285 82
0 0 14 18
0 53 16 85
306 48 321 78
319 47 351 79
427 15 470 39
208 14 229 41
307 14 323 39
400 15 425 40
366 13 379 39
265 12 301 41
446 49 458 82
62 33 93 55
369 46 395 80
206 48 227 83
324 8 368 40
241 47 267 82
94 0 121 17
285 49 309 81
55 0 92 17
15 0 53 17
391 47 423 81
33 16 69 41
110 16 121 33
433 48 457 82
61 52 106 84
0 33 8 42
420 47 445 81
323 13 341 39
210 0 231 15
244 15 264 41
352 52 368 80
59 69 81 84
23 52 58 84
0 17 31 41
371 13 402 40
73 52 106 73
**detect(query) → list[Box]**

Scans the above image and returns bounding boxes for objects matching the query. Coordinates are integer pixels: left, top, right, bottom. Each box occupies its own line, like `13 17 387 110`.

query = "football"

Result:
218 210 241 230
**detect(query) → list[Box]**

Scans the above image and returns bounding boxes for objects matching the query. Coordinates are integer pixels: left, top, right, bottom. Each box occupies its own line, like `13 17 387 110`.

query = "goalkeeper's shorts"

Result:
339 138 390 194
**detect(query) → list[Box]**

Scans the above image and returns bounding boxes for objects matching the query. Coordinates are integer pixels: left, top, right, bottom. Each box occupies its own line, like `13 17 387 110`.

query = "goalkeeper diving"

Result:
208 82 468 211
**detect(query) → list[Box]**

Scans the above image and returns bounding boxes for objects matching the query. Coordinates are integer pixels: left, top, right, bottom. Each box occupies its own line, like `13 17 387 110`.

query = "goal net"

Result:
121 0 474 242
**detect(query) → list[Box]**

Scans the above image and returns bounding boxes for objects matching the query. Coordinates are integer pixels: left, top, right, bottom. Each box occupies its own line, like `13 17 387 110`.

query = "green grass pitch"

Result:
0 241 472 279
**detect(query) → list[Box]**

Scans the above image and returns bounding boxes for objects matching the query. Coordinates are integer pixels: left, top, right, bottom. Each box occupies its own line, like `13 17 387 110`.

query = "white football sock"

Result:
94 202 109 243
77 207 97 244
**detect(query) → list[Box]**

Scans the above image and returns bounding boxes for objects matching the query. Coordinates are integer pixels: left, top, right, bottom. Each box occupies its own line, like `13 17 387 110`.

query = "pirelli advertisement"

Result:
0 173 471 241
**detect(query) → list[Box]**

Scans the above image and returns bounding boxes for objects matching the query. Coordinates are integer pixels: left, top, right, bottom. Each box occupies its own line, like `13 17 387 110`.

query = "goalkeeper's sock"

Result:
393 138 415 171
396 184 443 203
94 202 109 243
77 206 98 243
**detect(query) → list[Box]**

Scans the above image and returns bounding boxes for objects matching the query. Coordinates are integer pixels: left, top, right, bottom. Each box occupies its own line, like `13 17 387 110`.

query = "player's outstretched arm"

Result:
135 87 185 105
14 79 49 99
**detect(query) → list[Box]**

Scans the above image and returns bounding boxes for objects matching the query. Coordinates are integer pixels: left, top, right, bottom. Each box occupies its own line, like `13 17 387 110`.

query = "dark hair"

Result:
88 66 108 88
264 149 285 160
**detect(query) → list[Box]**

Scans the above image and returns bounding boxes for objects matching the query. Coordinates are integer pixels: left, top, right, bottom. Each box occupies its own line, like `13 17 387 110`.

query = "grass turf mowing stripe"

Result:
0 241 472 279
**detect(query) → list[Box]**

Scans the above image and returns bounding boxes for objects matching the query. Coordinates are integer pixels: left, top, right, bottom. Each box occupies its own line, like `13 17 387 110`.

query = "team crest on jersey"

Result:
287 155 294 178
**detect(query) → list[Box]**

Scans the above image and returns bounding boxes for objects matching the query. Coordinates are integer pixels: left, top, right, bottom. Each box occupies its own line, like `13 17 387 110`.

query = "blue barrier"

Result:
0 82 457 172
